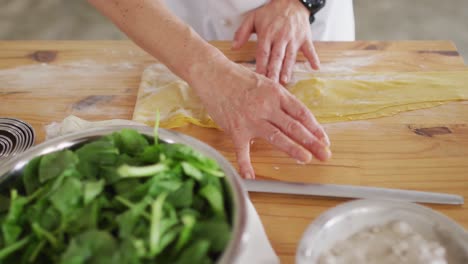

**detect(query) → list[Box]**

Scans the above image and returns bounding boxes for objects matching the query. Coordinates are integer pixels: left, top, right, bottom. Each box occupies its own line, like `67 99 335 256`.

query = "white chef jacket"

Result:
164 0 355 41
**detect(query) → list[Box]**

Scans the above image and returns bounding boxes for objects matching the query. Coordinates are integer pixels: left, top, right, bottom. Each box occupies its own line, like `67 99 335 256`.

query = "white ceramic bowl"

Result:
296 199 468 263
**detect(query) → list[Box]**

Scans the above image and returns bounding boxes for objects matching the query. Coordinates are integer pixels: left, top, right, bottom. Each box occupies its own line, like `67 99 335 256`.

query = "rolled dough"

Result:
132 64 468 128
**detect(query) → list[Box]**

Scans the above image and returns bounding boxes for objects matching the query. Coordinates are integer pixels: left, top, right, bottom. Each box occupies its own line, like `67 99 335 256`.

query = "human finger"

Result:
233 136 255 179
281 93 331 148
232 13 255 50
255 35 272 76
266 37 288 83
270 111 330 161
301 39 320 70
280 42 297 85
257 122 312 163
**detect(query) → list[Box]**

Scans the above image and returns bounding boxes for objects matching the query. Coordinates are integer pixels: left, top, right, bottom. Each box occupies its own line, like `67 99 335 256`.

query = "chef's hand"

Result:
190 59 331 179
232 0 320 85
88 0 329 179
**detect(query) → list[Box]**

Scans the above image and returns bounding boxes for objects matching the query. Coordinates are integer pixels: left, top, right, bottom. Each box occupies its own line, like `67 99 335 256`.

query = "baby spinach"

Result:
0 127 232 263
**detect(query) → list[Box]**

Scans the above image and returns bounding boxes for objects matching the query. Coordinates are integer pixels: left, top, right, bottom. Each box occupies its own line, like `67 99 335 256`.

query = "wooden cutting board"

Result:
1 41 467 263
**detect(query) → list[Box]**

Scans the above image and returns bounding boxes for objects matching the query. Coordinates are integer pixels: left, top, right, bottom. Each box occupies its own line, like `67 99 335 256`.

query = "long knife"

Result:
243 179 464 205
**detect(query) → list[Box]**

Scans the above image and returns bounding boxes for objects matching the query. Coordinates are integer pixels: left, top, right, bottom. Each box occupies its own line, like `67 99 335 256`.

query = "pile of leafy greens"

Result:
0 128 232 264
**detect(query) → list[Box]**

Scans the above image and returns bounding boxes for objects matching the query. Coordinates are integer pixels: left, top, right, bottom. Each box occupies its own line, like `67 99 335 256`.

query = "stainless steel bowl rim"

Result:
0 125 248 264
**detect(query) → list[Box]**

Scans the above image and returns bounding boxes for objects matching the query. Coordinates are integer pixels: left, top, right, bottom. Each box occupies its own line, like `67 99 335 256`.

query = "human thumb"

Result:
232 14 255 50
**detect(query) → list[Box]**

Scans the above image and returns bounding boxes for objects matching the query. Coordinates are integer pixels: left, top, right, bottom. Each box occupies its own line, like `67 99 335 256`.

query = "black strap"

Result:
298 0 326 24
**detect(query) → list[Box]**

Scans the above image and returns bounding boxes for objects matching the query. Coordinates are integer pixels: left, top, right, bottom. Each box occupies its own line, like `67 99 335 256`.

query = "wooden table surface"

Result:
1 41 467 263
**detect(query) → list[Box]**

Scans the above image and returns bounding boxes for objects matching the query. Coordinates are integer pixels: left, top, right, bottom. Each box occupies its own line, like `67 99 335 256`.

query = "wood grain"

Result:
0 41 467 263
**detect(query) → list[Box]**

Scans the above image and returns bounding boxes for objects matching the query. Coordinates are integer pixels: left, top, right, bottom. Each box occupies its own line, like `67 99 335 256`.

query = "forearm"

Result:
88 0 229 85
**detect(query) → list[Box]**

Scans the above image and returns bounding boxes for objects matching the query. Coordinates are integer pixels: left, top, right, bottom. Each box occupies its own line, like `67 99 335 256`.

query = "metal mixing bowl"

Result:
296 199 468 264
0 126 249 264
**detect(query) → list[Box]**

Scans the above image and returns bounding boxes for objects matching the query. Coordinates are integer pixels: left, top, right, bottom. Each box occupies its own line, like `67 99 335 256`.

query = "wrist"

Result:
277 0 312 20
162 26 228 88
291 0 312 15
184 45 234 92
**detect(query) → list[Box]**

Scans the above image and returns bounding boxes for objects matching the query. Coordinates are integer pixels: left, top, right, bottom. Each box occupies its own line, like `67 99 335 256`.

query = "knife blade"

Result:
243 179 464 205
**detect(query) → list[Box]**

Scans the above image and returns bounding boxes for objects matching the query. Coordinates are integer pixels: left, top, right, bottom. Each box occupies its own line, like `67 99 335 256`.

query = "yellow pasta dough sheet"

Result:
132 63 468 128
